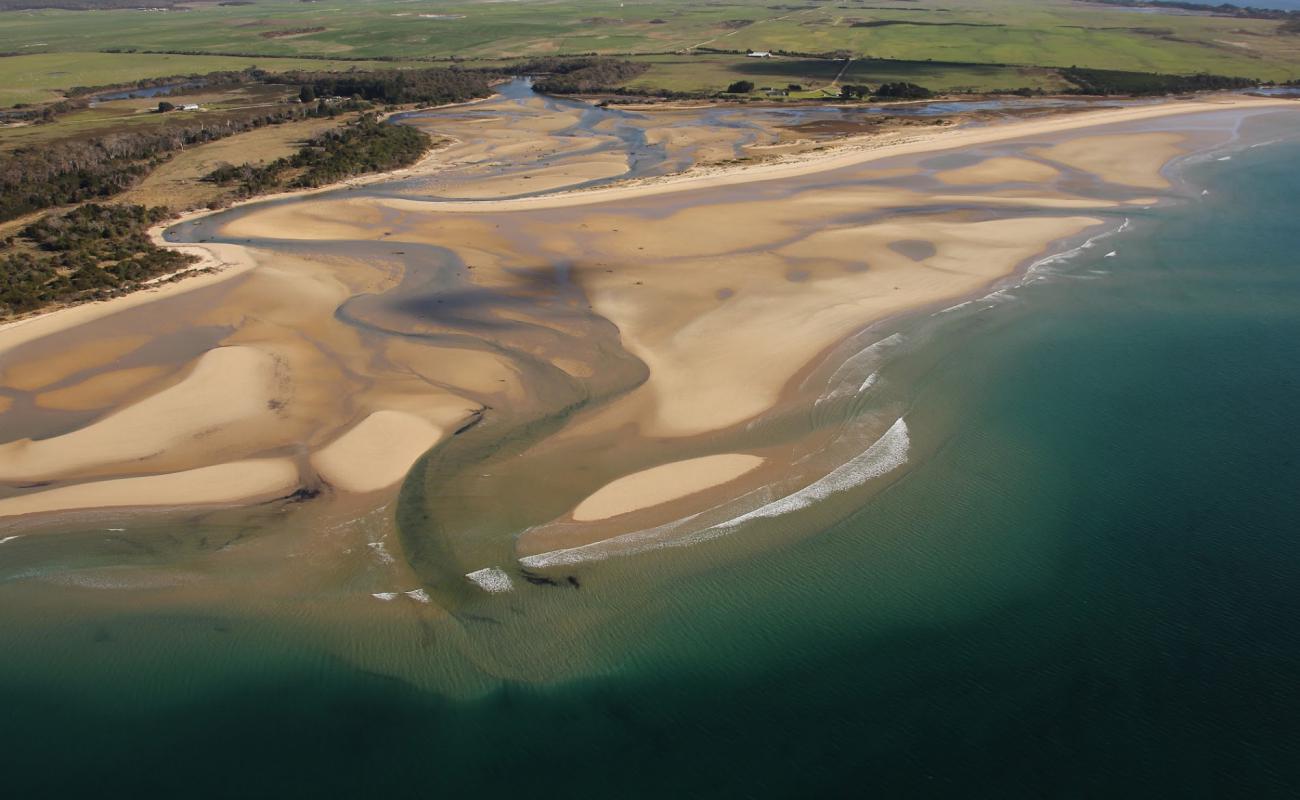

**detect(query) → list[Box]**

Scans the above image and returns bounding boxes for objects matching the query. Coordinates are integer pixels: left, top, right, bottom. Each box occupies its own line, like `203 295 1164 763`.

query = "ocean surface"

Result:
3 112 1300 797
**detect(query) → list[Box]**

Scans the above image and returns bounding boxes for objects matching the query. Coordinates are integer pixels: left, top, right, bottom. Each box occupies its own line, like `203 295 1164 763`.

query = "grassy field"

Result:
115 113 355 211
0 82 311 150
0 0 1297 87
0 0 1297 104
0 51 436 107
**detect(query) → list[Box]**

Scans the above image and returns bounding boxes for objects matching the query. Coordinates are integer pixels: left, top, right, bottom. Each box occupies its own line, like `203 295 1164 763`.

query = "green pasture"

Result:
0 51 430 107
0 0 1297 106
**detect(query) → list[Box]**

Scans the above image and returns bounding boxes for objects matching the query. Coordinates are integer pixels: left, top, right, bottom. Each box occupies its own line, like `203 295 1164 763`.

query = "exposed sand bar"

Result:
1028 132 1186 188
0 458 299 520
571 454 766 521
935 156 1061 185
378 96 1294 214
311 410 452 493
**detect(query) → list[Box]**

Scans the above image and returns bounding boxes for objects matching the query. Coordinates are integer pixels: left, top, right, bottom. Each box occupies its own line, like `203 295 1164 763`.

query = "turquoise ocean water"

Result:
3 111 1300 796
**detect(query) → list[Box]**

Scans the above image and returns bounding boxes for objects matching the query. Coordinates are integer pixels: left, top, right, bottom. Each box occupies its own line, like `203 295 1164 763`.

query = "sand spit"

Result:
569 214 1103 437
373 95 1293 214
572 454 766 521
0 458 299 520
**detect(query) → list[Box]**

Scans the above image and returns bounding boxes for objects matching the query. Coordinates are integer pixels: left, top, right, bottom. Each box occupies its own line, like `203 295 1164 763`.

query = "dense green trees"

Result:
1061 67 1256 95
527 58 651 94
874 82 935 99
0 67 492 223
0 204 196 316
726 80 756 94
206 114 434 197
279 67 491 105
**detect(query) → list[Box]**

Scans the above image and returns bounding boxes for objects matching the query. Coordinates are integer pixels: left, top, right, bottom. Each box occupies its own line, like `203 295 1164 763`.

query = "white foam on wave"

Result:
1105 250 1117 258
934 299 973 316
520 417 910 569
1026 217 1130 281
0 535 22 545
404 588 431 604
465 567 514 593
704 417 909 533
815 333 903 406
367 540 395 565
371 592 399 601
1217 156 1232 161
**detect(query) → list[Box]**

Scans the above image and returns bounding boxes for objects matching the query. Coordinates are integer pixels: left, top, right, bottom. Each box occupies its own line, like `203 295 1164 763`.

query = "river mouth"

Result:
0 92 1295 705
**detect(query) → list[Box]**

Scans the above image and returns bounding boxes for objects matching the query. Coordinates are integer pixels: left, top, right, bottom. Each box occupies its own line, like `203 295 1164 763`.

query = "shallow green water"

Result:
5 114 1300 797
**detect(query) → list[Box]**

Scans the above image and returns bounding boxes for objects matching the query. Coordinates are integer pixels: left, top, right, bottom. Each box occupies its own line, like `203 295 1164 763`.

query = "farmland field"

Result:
0 51 436 107
0 0 1299 104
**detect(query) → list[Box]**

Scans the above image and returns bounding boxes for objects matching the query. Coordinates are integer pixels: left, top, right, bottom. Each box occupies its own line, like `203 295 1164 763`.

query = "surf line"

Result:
520 417 910 569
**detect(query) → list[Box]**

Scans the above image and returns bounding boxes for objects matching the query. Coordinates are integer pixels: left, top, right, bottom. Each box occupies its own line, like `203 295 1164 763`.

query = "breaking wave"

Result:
814 332 903 407
1025 217 1130 281
465 567 514 593
520 417 910 568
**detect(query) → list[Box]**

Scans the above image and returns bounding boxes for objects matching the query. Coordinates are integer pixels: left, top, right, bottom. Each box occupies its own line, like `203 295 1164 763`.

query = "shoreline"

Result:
379 94 1296 214
0 94 1291 353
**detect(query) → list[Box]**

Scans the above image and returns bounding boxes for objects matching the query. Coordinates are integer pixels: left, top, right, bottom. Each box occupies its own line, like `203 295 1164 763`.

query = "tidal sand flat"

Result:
0 97 1285 544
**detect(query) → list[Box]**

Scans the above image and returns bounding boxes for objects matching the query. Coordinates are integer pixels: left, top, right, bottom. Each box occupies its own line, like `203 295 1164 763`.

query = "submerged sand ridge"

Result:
0 94 1292 600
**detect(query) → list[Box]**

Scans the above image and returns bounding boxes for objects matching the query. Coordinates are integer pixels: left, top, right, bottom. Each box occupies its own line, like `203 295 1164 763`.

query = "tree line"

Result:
0 204 197 317
0 99 331 222
204 114 434 198
0 67 493 223
277 67 491 106
525 58 651 94
1060 66 1257 95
